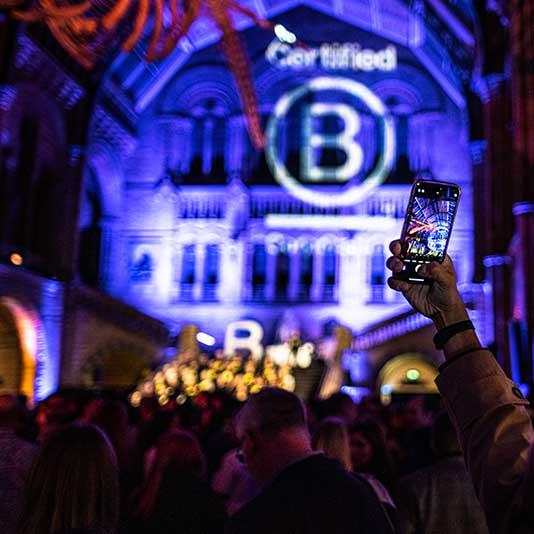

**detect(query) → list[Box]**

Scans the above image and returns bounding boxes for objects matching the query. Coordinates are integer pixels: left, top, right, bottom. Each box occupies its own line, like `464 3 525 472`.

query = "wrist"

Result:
442 330 481 358
432 302 469 330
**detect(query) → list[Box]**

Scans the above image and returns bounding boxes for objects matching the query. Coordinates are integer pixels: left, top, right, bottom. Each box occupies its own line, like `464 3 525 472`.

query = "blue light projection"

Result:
87 4 480 347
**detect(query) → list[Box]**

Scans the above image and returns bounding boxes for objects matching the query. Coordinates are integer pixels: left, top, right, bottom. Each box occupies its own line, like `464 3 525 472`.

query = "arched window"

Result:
203 244 219 301
299 242 313 301
181 244 196 300
323 244 337 301
275 243 290 301
252 243 266 300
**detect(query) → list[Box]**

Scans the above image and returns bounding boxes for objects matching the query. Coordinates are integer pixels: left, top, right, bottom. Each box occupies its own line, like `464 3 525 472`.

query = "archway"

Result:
0 298 37 401
377 353 438 404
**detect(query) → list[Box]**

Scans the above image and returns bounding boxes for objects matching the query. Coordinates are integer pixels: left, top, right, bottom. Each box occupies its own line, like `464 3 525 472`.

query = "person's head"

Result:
431 410 461 458
0 394 22 429
349 419 395 486
35 394 77 442
234 387 310 485
18 424 119 534
312 417 351 471
139 396 159 423
154 429 206 479
320 392 356 425
403 395 434 430
136 429 207 519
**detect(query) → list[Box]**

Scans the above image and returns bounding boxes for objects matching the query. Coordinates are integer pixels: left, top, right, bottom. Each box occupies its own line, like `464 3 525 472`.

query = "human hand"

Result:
386 240 468 329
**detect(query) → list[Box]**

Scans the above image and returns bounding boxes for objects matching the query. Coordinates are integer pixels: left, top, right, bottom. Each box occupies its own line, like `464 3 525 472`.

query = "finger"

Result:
387 277 410 293
386 256 404 273
389 240 402 255
418 262 449 284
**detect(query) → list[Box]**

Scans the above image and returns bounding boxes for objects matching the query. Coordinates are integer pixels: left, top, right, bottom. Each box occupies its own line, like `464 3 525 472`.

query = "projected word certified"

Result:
266 77 396 207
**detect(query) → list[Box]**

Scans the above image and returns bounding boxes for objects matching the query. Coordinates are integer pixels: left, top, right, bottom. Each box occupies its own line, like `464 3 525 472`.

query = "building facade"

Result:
0 0 531 399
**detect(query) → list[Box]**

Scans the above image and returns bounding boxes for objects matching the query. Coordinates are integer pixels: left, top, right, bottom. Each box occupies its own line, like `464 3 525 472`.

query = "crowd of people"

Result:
0 241 532 534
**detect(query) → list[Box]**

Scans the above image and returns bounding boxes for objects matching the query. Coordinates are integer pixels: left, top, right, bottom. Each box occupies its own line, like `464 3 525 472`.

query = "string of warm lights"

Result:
130 350 297 406
1 0 276 147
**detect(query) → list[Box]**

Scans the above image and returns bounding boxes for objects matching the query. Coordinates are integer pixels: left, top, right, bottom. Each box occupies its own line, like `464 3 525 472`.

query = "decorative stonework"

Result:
90 106 136 157
14 35 85 110
0 85 17 112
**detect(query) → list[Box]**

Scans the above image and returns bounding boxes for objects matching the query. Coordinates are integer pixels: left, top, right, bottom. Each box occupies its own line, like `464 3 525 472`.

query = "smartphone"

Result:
394 180 461 284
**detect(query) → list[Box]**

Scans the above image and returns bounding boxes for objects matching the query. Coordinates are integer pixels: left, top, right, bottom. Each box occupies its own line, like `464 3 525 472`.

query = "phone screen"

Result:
399 181 460 278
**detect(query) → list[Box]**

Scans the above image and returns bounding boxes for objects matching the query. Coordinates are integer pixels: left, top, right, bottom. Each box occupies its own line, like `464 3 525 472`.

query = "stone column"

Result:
339 239 358 305
311 246 325 302
193 243 206 301
484 254 513 374
154 235 173 305
469 141 487 282
39 280 64 397
172 243 183 303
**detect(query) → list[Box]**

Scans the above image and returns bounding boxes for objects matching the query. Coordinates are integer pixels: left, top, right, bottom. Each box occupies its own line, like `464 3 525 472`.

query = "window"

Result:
203 244 219 301
299 242 313 300
323 245 337 301
275 244 290 301
370 244 386 303
181 245 196 300
252 244 266 300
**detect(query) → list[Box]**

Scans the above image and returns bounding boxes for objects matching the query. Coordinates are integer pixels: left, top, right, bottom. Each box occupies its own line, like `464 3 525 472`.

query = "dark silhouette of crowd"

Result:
0 242 531 533
0 382 489 533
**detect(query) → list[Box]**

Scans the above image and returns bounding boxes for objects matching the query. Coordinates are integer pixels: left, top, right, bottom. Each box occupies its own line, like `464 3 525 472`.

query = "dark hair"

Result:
17 424 119 534
0 394 21 427
431 410 461 458
235 387 307 437
134 429 207 519
350 418 396 488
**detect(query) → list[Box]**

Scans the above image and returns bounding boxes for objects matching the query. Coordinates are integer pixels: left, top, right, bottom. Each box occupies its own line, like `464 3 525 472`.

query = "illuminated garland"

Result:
130 350 296 406
2 0 271 147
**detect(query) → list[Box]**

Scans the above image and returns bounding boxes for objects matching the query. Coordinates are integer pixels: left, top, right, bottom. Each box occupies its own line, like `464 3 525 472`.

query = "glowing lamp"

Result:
406 368 421 382
10 253 22 266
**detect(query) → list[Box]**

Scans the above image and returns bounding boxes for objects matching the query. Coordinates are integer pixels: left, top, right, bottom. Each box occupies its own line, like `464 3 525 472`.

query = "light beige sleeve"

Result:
436 350 533 534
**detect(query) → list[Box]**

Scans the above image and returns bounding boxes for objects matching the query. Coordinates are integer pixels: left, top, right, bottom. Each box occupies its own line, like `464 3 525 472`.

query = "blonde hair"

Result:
312 417 351 471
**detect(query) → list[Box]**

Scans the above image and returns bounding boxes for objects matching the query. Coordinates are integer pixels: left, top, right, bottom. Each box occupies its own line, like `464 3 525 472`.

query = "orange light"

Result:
10 253 23 266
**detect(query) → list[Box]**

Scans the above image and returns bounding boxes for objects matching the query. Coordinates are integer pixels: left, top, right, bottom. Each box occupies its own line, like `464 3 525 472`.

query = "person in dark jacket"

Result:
129 429 225 534
226 387 394 534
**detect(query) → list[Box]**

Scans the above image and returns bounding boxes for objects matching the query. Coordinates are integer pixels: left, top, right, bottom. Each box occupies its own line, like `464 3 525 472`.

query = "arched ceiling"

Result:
101 0 478 125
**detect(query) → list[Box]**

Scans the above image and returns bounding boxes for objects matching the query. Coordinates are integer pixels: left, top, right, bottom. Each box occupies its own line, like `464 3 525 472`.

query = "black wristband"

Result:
433 320 475 350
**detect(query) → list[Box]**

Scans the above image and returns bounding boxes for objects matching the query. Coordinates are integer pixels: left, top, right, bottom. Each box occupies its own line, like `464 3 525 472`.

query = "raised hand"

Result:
386 240 468 328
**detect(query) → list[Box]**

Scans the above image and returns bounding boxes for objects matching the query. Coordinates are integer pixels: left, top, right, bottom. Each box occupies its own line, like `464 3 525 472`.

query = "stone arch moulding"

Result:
0 297 51 404
85 140 124 218
159 67 240 115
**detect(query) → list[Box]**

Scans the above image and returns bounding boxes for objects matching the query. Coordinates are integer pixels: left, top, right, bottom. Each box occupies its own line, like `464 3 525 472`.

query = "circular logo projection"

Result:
265 77 396 207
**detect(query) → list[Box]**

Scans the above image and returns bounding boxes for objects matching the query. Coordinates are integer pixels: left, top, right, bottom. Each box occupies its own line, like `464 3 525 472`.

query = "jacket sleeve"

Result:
435 349 533 534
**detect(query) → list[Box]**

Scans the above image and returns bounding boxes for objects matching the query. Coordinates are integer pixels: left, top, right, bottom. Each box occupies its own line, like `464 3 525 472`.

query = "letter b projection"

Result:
300 103 363 182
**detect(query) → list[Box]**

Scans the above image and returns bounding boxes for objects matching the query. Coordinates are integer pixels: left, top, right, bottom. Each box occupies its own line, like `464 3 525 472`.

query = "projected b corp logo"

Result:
265 77 396 207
